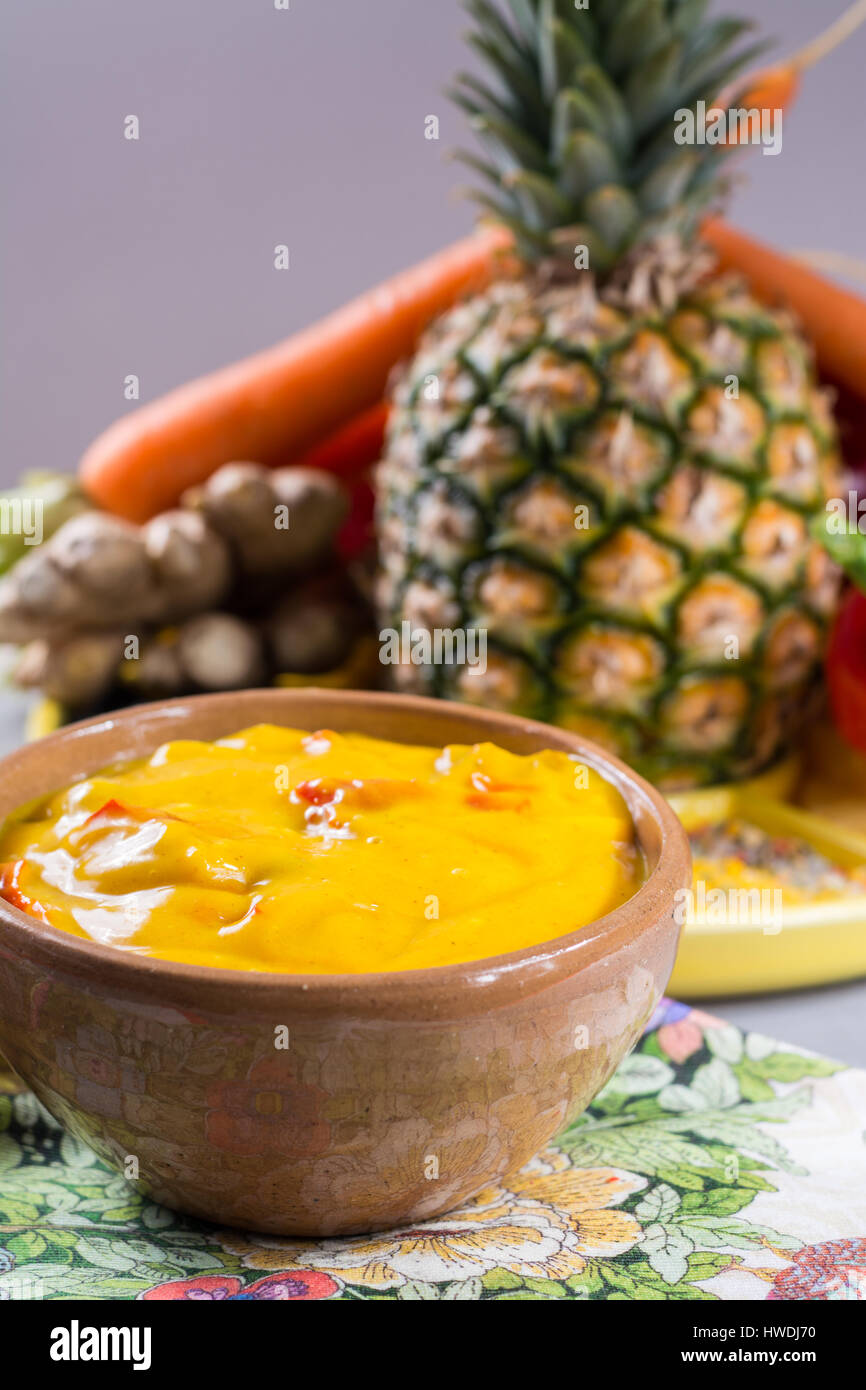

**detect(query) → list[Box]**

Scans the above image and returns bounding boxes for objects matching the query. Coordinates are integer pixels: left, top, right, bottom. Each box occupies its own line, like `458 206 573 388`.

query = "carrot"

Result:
703 218 866 399
712 66 799 149
714 1 866 145
296 221 866 451
81 211 866 527
80 227 512 522
734 65 801 119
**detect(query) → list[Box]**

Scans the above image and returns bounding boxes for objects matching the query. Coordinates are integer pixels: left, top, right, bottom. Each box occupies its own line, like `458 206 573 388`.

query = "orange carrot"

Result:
712 66 798 148
711 64 800 150
80 226 512 522
82 214 866 527
321 221 866 444
736 65 801 117
715 1 866 145
703 218 866 398
304 223 866 441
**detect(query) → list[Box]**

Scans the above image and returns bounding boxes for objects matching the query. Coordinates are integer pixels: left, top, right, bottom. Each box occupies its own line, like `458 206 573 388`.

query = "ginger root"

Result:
14 633 126 707
120 614 269 695
0 463 348 643
263 573 363 674
5 462 366 710
20 585 366 708
183 463 348 578
176 613 267 691
0 510 230 643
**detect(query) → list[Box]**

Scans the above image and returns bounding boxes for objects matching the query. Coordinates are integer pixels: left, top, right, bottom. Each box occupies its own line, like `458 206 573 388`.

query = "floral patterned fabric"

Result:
1 999 864 1301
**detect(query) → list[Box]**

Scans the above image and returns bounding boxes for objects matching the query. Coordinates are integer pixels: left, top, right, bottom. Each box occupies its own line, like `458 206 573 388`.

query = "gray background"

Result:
1 0 865 1063
3 0 865 484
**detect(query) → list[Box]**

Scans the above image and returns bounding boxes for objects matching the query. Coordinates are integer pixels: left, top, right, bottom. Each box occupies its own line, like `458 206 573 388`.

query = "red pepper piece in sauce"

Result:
84 798 133 826
0 859 55 926
294 779 345 806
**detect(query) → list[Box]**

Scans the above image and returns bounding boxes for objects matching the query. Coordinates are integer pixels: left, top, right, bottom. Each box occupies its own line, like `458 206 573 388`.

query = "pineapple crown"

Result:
451 0 768 275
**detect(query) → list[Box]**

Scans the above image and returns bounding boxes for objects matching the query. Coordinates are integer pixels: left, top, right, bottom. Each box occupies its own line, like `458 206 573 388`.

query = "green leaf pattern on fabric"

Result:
1 1000 864 1301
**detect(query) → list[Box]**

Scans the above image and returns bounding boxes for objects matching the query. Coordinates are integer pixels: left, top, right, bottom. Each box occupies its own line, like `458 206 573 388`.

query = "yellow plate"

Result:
25 696 66 742
669 910 866 996
665 755 800 825
668 780 866 998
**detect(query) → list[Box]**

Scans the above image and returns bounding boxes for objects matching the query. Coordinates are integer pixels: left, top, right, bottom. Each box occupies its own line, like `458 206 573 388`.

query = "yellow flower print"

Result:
221 1149 645 1289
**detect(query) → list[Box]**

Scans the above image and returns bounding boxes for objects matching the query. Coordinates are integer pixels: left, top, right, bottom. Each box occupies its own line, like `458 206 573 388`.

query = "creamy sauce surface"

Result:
0 725 642 973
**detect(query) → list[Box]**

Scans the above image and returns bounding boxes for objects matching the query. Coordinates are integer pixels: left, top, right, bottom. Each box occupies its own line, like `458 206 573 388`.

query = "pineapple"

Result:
375 0 842 789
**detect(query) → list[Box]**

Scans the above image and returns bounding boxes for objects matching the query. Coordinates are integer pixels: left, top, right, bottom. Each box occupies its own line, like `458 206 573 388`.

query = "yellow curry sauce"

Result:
0 725 641 973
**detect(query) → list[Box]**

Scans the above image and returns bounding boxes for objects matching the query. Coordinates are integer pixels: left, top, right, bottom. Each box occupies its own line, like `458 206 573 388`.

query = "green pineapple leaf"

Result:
453 0 762 266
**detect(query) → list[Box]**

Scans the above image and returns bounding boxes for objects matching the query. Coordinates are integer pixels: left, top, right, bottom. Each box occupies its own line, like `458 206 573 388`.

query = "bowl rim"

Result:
0 688 690 1016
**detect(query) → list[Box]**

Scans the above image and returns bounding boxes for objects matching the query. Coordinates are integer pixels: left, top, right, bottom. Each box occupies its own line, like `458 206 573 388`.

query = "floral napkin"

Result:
1 999 864 1301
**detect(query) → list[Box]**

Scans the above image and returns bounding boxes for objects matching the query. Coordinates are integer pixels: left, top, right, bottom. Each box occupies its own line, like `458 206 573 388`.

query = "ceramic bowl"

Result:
0 689 690 1236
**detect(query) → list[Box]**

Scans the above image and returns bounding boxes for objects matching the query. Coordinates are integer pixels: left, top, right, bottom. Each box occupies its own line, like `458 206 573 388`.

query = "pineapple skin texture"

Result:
375 272 842 790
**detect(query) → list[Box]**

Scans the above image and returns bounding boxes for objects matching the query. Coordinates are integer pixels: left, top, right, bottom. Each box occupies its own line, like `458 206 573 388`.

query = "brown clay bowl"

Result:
0 688 690 1236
